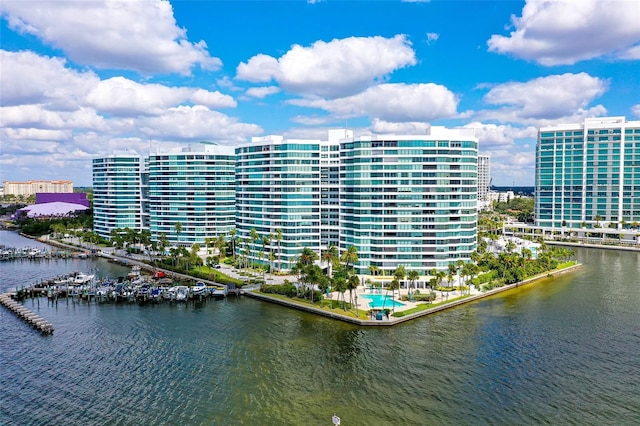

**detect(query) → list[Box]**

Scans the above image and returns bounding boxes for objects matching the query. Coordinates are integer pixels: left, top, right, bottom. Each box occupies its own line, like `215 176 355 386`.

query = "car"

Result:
215 264 222 269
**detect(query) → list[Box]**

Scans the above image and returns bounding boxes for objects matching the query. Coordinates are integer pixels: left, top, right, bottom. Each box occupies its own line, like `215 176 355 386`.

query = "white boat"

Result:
127 265 142 279
192 282 207 297
175 286 190 301
74 273 95 284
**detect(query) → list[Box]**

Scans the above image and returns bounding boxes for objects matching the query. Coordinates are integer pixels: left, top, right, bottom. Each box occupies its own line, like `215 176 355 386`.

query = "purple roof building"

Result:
36 192 90 207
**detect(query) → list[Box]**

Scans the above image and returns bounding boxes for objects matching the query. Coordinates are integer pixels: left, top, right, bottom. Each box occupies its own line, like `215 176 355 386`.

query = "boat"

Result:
127 265 142 280
175 286 190 301
192 282 207 297
73 273 95 284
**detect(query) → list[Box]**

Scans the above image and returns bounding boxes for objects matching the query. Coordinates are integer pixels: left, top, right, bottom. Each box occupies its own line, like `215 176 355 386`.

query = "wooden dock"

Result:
0 292 54 334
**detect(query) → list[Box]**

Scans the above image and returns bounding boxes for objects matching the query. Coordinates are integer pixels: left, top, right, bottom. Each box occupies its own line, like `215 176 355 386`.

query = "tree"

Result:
447 263 457 295
332 275 347 310
389 277 400 313
275 228 283 273
407 270 420 297
261 234 271 270
368 264 380 276
213 235 225 262
229 228 237 260
341 245 359 270
393 265 406 294
250 228 259 269
322 245 339 277
347 273 359 307
174 222 183 246
158 232 169 256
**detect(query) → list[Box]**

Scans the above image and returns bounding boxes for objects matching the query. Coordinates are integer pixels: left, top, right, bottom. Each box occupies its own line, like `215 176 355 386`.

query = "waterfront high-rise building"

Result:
477 155 490 205
147 143 236 247
92 152 145 239
535 116 640 229
340 127 479 275
235 132 346 271
3 180 73 196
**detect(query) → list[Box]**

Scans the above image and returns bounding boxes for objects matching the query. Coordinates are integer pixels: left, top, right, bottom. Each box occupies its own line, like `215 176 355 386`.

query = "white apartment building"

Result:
3 180 73 196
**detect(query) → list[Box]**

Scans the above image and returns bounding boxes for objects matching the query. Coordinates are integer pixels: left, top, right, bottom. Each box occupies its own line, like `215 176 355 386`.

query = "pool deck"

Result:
245 263 583 326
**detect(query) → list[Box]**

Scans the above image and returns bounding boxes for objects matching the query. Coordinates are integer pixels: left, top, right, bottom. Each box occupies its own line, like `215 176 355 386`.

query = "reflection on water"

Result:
1 231 639 425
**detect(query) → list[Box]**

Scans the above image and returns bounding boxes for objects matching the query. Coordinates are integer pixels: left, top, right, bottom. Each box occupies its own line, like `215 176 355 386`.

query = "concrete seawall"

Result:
245 263 583 326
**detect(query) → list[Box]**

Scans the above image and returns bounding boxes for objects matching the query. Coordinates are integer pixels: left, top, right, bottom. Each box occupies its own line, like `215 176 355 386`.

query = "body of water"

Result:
1 230 639 425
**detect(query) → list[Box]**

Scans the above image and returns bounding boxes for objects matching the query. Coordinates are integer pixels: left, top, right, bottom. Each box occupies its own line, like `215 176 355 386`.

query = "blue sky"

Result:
1 0 639 187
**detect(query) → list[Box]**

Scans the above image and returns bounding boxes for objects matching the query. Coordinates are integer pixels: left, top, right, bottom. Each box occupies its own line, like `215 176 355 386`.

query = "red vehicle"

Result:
152 270 166 279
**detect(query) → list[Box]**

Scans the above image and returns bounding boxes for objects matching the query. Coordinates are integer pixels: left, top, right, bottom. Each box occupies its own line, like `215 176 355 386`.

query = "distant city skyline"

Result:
1 0 639 186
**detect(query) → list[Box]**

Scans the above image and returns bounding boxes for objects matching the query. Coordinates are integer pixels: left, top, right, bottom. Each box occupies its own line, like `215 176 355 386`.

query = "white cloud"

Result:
289 83 458 122
426 32 439 45
478 73 608 124
1 127 72 141
464 122 537 149
487 0 640 65
190 89 236 108
138 105 262 142
245 86 281 99
0 50 99 107
370 119 431 134
0 104 108 131
236 35 416 98
632 104 640 118
0 0 221 75
85 77 193 116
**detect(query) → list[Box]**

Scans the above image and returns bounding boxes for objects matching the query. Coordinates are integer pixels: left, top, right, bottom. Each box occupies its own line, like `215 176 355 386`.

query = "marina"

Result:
1 230 639 425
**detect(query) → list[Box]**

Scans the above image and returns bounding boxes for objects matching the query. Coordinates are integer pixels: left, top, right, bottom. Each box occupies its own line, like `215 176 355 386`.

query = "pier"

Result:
0 291 54 334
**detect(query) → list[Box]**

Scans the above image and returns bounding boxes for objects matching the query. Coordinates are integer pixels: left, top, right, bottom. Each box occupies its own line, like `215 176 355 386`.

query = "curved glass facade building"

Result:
147 143 236 247
535 117 640 229
92 152 145 239
340 128 478 275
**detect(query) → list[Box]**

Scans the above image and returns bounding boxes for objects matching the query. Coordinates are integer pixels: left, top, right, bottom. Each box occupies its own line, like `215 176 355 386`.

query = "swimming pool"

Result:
360 293 405 309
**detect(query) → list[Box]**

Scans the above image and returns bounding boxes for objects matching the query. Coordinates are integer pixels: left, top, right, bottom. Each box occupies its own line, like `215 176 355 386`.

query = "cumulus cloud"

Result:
488 0 640 65
0 50 99 107
85 77 193 116
464 122 537 149
138 105 263 142
289 83 458 122
0 105 108 131
236 35 416 98
0 0 221 75
245 86 281 99
370 119 431 134
190 89 236 108
477 73 608 124
632 104 640 118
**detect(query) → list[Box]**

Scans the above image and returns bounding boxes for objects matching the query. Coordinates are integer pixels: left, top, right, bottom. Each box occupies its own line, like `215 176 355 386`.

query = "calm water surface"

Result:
1 231 639 425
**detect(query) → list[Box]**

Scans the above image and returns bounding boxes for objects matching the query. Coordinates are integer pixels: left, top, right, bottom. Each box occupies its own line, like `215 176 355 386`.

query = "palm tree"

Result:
407 270 420 297
447 263 457 296
347 273 359 307
215 235 227 264
275 228 283 273
368 264 380 277
322 245 339 277
174 221 183 246
341 245 359 270
261 234 271 270
268 251 276 278
332 275 347 310
393 265 406 293
229 228 237 261
389 277 400 313
250 228 259 269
